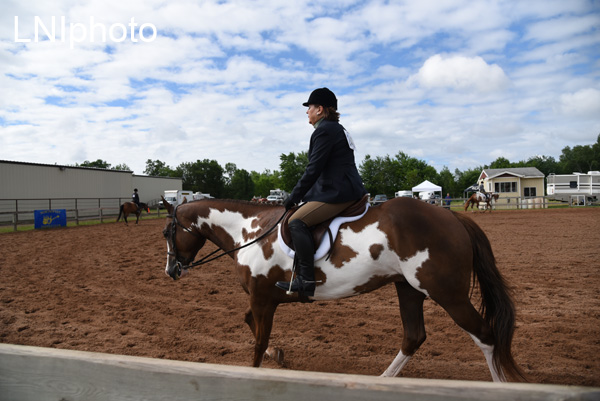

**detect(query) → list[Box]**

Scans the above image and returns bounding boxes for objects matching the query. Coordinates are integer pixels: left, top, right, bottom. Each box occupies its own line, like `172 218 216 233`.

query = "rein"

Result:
168 204 287 273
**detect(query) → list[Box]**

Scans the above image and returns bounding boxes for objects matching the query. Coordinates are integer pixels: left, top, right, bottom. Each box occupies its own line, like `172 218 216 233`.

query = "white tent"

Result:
412 180 442 193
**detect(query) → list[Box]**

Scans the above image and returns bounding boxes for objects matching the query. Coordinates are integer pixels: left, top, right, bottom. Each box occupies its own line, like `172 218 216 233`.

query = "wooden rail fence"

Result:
1 344 598 401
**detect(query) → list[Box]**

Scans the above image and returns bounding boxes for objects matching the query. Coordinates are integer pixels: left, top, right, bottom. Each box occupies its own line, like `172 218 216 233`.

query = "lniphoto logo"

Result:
14 16 158 49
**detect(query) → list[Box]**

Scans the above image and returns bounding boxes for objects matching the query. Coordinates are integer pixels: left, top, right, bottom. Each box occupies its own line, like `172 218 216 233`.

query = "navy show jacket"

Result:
288 120 367 205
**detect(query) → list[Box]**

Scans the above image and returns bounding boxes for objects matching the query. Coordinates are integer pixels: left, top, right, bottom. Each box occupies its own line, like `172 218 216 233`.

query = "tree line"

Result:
80 134 600 200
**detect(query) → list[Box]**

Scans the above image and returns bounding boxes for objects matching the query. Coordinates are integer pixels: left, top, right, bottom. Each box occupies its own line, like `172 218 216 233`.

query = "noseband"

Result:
166 204 286 279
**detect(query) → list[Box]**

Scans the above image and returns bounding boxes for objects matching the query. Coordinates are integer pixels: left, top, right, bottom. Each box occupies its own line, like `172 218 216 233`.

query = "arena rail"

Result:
1 344 598 401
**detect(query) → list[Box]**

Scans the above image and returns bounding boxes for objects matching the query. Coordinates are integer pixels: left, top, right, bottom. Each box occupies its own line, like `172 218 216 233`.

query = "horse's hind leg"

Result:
381 281 427 377
439 299 504 381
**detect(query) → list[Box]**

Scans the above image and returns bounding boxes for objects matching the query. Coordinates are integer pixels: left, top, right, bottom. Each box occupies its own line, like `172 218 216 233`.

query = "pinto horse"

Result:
464 192 499 212
117 202 149 225
161 196 524 382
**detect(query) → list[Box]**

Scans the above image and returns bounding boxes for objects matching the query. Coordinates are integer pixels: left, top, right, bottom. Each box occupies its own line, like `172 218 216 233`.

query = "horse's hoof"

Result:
265 347 285 367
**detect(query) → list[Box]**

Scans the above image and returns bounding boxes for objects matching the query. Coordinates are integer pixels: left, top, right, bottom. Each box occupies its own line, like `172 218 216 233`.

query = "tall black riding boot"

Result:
276 219 316 298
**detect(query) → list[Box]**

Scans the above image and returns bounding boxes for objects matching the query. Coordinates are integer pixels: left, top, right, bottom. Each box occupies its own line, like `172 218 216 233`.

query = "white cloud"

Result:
524 15 600 43
559 88 600 118
410 54 510 93
0 0 598 177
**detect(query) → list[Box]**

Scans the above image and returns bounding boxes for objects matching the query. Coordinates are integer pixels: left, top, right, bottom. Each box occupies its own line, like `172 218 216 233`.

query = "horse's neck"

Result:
196 201 275 249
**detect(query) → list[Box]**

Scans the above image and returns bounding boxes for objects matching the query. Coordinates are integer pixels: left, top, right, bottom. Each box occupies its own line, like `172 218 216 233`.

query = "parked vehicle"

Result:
372 194 388 205
266 189 289 204
547 171 599 204
158 190 193 208
395 190 412 198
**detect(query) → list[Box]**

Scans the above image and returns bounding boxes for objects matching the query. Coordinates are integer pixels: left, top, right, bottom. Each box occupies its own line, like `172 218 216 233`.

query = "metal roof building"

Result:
0 160 182 203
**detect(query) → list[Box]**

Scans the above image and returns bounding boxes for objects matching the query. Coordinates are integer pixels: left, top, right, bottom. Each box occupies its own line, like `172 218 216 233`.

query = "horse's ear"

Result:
162 196 173 214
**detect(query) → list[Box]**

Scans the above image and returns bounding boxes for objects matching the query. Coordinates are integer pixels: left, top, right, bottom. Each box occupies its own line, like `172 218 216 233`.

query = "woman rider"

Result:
275 88 367 298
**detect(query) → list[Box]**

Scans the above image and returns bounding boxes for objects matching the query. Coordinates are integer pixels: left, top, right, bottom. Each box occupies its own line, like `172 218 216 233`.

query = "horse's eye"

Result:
162 229 168 238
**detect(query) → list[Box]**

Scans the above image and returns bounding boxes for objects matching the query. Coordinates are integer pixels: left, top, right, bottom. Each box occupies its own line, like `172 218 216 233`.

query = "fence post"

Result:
75 209 79 226
12 212 17 232
14 200 19 229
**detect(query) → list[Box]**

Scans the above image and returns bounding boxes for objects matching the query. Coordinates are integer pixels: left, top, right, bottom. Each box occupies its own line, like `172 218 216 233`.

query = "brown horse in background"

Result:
117 202 149 225
465 192 499 212
161 196 525 382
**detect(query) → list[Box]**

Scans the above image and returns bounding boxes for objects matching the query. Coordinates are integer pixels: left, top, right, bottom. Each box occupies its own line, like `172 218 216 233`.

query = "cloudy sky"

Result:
1 0 599 176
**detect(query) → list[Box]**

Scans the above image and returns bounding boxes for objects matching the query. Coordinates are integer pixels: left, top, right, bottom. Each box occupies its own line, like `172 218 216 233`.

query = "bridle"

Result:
166 203 287 279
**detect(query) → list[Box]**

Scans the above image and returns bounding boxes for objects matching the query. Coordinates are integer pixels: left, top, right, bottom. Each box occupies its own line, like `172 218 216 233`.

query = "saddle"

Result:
279 194 369 260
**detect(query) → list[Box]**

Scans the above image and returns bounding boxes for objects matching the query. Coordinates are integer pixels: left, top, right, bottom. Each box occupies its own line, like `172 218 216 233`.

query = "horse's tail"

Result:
117 204 123 222
455 212 526 382
463 196 471 211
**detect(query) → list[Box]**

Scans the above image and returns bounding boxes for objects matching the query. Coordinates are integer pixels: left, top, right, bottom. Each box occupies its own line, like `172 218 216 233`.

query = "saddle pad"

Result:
277 203 369 261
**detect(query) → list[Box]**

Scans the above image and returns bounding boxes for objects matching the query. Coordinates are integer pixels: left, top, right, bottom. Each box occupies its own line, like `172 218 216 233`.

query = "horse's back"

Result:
369 197 472 261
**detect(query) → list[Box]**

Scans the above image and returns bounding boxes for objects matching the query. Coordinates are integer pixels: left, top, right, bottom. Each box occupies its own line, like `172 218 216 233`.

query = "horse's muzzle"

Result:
165 260 181 280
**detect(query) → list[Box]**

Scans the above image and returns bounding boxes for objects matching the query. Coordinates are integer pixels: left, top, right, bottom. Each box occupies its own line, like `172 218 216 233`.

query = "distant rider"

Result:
479 181 488 201
132 188 140 211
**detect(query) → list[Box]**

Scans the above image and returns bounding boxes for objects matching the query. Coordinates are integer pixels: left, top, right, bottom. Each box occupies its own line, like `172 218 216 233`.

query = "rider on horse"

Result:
479 181 489 201
275 88 368 298
132 188 141 211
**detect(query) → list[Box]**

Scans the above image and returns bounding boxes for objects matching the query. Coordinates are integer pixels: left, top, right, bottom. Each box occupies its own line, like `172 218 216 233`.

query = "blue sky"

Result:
1 0 599 176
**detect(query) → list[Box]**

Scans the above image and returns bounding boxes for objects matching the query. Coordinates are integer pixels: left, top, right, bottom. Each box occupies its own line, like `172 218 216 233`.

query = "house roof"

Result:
479 167 544 181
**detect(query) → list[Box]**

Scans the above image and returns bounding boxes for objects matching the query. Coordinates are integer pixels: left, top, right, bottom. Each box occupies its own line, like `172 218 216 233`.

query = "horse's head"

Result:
161 196 207 280
140 202 150 213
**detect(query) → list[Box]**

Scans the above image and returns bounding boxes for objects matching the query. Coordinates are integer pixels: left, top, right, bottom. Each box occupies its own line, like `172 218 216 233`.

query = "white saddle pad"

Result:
278 203 369 261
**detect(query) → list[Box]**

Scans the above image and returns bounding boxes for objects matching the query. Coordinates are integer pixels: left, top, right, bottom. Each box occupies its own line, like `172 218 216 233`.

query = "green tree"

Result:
144 159 176 176
559 134 600 173
360 152 440 196
436 167 456 197
251 170 281 198
177 159 224 197
516 155 559 177
454 167 482 194
78 159 111 169
489 157 512 169
279 152 308 192
229 169 255 200
112 163 131 171
359 154 395 195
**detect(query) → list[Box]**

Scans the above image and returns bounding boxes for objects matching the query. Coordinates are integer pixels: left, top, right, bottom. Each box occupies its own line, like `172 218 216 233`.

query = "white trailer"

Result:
159 190 194 208
546 171 600 204
395 190 412 198
267 189 289 204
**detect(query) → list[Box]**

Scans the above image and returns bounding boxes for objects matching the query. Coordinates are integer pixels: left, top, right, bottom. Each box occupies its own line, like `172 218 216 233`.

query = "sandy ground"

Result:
1 207 598 386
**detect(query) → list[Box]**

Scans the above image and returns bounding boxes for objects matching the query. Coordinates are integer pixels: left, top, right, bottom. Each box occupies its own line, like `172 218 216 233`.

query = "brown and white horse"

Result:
161 197 524 382
464 192 499 212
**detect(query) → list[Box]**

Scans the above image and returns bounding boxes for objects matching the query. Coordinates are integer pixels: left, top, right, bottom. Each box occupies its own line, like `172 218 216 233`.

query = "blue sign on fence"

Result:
34 209 67 229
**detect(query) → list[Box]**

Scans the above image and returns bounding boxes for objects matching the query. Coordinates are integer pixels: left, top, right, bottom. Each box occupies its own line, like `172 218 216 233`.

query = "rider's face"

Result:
306 104 323 126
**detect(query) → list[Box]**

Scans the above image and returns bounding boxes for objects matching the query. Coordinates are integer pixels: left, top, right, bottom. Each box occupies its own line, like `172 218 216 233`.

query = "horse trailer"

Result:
546 171 600 204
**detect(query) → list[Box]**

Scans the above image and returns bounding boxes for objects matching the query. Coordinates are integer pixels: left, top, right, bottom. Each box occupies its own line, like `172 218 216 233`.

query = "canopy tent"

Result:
411 180 442 193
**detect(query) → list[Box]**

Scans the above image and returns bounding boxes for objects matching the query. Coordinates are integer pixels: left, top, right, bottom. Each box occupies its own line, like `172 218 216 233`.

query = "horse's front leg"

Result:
244 300 281 367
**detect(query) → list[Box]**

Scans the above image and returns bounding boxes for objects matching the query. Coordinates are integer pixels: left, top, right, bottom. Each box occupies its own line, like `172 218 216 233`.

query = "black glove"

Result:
283 197 296 210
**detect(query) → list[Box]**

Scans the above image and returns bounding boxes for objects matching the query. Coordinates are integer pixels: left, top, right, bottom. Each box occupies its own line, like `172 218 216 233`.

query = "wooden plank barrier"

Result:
1 344 598 401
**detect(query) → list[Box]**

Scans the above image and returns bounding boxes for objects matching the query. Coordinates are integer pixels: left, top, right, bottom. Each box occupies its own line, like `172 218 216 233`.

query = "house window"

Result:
495 182 517 193
524 187 537 197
